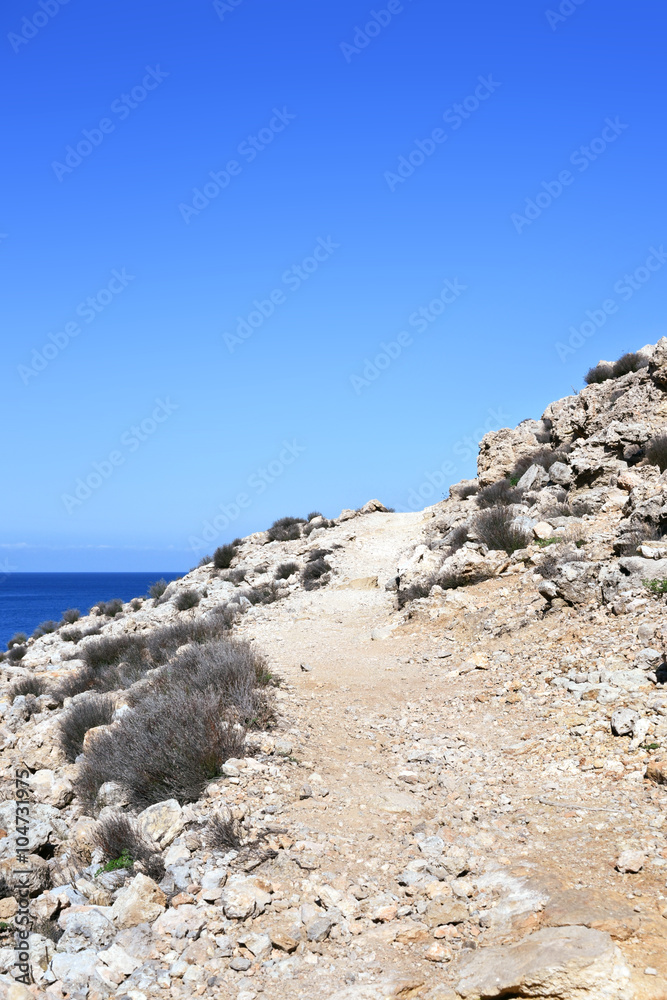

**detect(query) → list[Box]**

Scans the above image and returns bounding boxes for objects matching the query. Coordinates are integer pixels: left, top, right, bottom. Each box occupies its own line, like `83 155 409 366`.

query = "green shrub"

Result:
645 578 667 595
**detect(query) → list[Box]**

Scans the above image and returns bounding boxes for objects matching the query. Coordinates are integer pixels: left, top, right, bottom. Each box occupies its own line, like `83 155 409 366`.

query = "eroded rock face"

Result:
456 925 632 1000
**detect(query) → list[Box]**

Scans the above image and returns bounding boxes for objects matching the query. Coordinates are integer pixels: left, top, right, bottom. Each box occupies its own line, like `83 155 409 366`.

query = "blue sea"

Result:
0 573 184 647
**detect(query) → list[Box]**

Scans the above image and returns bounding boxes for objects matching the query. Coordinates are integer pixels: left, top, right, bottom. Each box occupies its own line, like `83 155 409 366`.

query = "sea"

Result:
0 572 184 648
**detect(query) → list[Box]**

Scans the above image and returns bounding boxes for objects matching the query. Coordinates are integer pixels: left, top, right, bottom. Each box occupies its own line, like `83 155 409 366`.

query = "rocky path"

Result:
228 510 667 1000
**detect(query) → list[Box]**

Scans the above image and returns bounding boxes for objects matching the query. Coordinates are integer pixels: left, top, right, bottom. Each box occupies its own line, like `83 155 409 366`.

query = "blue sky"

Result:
1 0 666 571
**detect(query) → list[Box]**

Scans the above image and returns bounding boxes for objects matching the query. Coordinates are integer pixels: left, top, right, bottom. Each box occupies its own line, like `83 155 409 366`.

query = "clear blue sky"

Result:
2 0 665 571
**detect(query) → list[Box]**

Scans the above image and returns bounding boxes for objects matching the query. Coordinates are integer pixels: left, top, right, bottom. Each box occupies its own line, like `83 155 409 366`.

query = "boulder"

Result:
517 464 549 491
94 780 130 815
549 561 600 605
549 462 572 486
57 906 115 952
51 950 102 991
219 874 272 919
456 925 631 1000
359 499 389 514
110 873 166 928
29 768 73 809
136 798 184 848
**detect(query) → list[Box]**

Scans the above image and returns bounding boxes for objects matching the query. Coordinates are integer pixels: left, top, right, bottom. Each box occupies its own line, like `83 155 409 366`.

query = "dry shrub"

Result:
646 433 667 472
477 480 523 508
301 558 330 590
275 562 299 580
174 589 200 611
214 544 237 570
58 694 115 762
220 568 246 584
267 517 305 542
93 813 164 882
474 508 532 554
511 448 570 480
206 810 243 851
74 638 273 809
10 675 45 699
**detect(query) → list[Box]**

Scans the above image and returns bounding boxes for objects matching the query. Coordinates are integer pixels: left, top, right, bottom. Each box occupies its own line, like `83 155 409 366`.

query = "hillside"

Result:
2 342 667 999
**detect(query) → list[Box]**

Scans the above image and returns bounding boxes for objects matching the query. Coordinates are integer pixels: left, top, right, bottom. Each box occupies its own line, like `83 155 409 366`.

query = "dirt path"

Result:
231 511 667 998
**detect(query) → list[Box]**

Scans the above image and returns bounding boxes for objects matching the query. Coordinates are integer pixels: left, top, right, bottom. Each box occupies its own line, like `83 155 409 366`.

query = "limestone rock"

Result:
615 850 644 874
219 874 272 919
646 759 667 784
29 768 74 808
359 500 390 514
51 949 101 991
456 925 631 1000
110 873 166 927
136 798 184 847
611 708 639 737
57 906 116 952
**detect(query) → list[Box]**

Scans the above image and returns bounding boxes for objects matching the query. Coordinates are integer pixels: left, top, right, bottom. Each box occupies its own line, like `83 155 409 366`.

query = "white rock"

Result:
136 799 183 848
611 708 639 737
616 850 644 874
456 926 630 1000
97 943 141 977
110 873 166 928
517 464 549 490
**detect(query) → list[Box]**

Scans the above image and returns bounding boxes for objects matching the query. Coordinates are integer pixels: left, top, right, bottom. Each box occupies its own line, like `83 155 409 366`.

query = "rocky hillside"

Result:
1 342 667 1000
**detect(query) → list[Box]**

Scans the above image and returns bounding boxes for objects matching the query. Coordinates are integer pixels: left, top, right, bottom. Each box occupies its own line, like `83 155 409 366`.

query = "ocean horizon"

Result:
0 572 185 648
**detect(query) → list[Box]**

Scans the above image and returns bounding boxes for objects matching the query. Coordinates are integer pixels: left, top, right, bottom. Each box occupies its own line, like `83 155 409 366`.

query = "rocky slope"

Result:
1 342 667 1000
